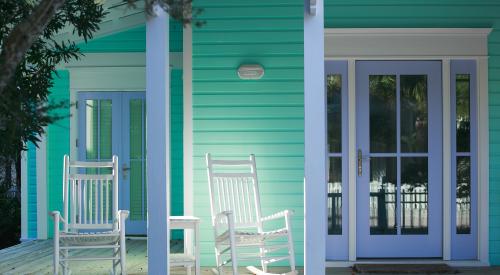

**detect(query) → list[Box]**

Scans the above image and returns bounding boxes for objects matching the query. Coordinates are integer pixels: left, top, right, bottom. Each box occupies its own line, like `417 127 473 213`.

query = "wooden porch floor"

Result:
0 239 302 274
2 240 500 274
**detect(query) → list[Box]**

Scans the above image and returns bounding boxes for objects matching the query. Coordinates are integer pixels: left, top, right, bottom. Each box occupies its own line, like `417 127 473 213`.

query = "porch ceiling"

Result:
54 0 146 45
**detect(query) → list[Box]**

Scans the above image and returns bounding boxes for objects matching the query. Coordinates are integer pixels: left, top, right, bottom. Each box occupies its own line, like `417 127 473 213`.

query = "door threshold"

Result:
325 259 489 268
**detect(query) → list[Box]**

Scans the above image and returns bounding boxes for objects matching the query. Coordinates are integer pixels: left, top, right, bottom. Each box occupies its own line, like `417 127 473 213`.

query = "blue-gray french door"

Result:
356 61 443 258
78 92 147 235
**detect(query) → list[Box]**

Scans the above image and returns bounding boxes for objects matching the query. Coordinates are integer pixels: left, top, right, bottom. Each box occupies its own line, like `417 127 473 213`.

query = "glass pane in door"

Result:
370 157 397 235
328 157 342 234
100 100 113 159
327 74 342 153
129 99 146 221
401 157 428 234
456 74 471 153
85 99 112 172
369 75 396 153
400 75 428 153
85 100 99 161
83 99 113 217
456 156 471 234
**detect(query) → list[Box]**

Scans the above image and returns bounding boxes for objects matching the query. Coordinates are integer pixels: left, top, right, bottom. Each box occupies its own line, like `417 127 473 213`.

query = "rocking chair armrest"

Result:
118 210 130 220
260 209 294 223
50 211 66 235
215 211 234 224
214 211 235 235
50 211 60 219
49 211 66 224
116 210 129 232
113 210 130 223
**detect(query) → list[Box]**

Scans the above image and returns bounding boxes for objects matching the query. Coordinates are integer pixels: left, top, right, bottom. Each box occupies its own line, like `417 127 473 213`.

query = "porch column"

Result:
146 5 170 274
304 0 326 274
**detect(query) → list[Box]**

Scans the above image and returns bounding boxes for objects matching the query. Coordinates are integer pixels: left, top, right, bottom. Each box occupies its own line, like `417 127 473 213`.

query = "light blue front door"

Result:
78 92 147 235
356 61 443 258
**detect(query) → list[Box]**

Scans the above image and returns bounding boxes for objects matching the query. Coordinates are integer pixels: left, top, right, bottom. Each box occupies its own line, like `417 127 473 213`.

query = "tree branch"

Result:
0 0 66 95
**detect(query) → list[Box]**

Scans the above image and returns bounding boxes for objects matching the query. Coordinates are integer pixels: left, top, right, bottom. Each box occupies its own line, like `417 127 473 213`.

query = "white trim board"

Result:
60 53 182 69
182 24 194 255
320 28 490 265
36 133 47 239
477 58 489 265
442 59 452 261
69 67 146 91
20 151 28 241
347 59 356 261
325 28 491 58
326 260 490 268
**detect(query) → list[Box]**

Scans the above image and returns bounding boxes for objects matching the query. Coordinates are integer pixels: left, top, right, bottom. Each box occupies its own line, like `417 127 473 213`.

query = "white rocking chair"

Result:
50 155 129 275
206 153 297 275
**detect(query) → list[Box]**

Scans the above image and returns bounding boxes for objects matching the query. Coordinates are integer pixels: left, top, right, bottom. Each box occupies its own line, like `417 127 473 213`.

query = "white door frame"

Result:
322 28 491 266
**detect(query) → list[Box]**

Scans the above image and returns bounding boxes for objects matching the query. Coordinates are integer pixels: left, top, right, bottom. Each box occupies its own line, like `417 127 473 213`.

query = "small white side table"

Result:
170 216 201 275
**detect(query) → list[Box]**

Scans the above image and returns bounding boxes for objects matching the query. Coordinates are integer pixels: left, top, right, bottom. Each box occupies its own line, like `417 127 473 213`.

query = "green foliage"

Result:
127 0 205 27
0 185 20 249
0 0 106 159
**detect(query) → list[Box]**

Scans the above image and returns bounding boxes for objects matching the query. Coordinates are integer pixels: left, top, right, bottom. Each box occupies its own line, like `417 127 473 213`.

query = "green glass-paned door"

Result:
78 79 183 235
79 93 147 234
129 99 145 221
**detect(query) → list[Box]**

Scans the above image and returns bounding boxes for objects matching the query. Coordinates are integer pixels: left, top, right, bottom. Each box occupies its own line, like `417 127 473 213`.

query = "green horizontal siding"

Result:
325 0 500 265
78 20 183 53
46 71 70 238
192 0 304 266
27 142 37 239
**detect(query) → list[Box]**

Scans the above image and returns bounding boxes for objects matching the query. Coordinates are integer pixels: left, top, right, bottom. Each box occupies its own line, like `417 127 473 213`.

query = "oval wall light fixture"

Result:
237 64 265 80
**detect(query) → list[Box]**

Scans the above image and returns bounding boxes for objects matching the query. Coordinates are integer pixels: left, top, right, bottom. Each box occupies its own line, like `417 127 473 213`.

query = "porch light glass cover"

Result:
238 64 265 79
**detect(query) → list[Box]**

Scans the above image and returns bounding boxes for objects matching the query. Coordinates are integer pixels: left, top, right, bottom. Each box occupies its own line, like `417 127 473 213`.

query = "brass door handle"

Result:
357 149 370 176
358 149 362 176
122 163 131 178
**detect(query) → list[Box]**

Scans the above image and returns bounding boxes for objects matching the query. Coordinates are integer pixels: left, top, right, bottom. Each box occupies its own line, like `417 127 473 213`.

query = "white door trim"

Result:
20 151 28 241
323 28 491 265
442 59 452 261
347 59 357 261
36 132 47 239
325 28 491 58
477 58 489 264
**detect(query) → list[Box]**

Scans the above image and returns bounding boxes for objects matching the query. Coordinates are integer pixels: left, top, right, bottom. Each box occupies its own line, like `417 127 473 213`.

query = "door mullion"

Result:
97 100 101 162
141 99 146 220
396 74 402 235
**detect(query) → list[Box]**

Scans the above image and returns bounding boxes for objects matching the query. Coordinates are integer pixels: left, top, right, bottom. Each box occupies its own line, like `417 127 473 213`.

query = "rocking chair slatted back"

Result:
206 154 263 229
62 155 119 232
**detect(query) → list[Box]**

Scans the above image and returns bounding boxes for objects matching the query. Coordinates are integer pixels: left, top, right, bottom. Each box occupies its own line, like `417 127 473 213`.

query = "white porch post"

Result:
304 0 326 274
146 5 170 274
